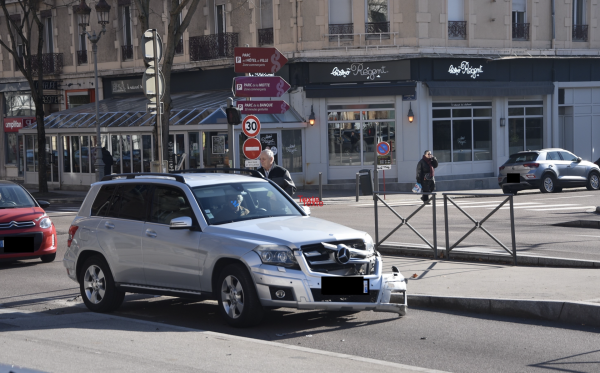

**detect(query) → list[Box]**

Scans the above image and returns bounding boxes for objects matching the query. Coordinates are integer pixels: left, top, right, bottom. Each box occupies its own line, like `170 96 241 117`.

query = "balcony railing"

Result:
448 21 467 40
175 39 184 55
512 23 530 40
573 24 588 42
258 28 274 46
77 50 88 65
189 33 238 61
31 53 63 75
365 22 390 39
121 45 134 61
328 23 354 41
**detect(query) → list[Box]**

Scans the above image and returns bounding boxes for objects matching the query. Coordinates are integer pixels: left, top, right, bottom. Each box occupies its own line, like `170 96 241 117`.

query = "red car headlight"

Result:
39 217 52 229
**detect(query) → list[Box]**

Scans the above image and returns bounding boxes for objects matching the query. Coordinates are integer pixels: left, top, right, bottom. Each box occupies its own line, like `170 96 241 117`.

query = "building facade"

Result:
1 0 599 190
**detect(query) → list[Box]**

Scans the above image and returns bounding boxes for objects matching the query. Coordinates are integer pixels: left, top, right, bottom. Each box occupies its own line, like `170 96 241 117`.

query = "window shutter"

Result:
448 0 464 21
329 0 352 25
512 0 526 13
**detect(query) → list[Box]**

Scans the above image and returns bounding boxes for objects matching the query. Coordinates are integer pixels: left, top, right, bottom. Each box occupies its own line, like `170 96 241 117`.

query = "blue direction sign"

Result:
376 141 390 156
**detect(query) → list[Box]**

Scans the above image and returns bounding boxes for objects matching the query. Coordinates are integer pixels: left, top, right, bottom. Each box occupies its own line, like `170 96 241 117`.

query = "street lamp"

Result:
75 0 111 182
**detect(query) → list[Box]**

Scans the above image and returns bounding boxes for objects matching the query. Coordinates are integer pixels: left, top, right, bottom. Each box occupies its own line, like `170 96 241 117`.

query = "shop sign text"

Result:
448 61 484 79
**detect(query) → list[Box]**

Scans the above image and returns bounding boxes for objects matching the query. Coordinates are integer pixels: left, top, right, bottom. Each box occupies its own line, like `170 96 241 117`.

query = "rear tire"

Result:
540 174 557 193
40 253 56 263
217 263 265 327
79 255 125 313
586 172 600 191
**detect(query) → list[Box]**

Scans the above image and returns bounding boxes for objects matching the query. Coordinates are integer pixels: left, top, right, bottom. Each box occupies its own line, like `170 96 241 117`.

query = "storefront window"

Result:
189 132 201 169
63 136 71 172
132 135 142 173
5 133 18 164
26 135 37 172
282 129 302 173
4 92 35 117
122 135 131 173
203 132 228 168
508 101 544 155
111 135 121 174
81 136 90 173
142 135 152 172
432 102 492 163
328 105 395 167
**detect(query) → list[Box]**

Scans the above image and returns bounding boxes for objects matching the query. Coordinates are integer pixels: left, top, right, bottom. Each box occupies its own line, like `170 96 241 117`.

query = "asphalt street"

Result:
1 200 599 372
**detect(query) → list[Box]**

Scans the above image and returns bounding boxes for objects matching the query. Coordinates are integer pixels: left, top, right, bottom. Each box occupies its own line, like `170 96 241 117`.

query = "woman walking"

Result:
416 150 438 204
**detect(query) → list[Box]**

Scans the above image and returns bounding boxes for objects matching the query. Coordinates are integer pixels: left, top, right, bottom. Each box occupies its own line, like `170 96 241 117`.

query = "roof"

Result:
26 91 304 130
97 171 267 188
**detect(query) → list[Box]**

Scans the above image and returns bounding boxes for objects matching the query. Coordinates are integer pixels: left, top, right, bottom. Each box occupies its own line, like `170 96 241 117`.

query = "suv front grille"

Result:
311 289 379 303
301 240 375 276
0 221 35 229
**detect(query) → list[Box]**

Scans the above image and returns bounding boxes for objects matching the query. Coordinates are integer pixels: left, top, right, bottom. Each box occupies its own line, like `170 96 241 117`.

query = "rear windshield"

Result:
0 184 36 209
506 153 540 163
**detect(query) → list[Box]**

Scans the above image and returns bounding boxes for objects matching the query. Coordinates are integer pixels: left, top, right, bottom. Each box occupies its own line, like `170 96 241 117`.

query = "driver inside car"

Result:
214 194 250 222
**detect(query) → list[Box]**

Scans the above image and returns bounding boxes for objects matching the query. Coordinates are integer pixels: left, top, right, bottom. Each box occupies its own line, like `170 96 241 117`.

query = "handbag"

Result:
412 183 422 193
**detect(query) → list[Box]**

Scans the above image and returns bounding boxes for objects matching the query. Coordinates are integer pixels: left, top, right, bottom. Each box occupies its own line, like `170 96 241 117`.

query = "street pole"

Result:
85 29 106 183
153 30 164 172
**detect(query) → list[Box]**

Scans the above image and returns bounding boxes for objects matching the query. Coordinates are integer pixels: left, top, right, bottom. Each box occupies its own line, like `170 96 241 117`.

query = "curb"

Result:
378 245 600 268
408 295 600 328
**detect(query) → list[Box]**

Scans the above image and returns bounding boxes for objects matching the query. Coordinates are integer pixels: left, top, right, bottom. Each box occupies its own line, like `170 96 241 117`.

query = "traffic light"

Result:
226 107 242 125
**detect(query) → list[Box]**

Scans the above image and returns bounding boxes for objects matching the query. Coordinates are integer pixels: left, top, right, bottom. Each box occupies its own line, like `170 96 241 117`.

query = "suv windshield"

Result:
192 181 302 225
506 152 540 164
0 184 36 209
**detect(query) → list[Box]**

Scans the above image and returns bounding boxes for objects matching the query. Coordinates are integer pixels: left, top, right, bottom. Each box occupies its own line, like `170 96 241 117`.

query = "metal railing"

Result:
258 27 274 46
573 25 589 42
324 32 399 47
443 193 517 265
512 23 530 40
189 33 238 61
31 53 63 75
365 21 390 38
121 45 134 61
448 21 467 39
77 50 88 65
328 23 354 41
374 192 438 259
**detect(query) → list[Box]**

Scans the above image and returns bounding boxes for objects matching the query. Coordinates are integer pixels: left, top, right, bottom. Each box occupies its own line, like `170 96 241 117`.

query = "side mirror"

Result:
577 157 582 163
170 216 193 230
37 200 51 209
302 206 311 216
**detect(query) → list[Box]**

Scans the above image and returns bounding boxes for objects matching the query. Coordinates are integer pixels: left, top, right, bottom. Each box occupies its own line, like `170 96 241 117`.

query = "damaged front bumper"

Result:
248 250 408 316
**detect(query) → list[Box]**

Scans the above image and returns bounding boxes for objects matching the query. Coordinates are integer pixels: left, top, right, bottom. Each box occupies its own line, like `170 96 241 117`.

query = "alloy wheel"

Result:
591 174 600 190
221 275 245 319
83 264 106 304
544 177 554 192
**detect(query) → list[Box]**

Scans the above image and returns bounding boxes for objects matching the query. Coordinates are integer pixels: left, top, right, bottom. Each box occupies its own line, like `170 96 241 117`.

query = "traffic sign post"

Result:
243 138 262 160
242 115 261 138
234 47 288 74
376 141 390 156
237 101 289 114
142 29 165 172
233 76 290 98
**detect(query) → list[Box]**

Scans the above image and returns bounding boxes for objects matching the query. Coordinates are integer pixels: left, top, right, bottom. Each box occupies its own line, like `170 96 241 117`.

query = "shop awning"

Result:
25 91 304 130
425 81 555 97
305 82 416 98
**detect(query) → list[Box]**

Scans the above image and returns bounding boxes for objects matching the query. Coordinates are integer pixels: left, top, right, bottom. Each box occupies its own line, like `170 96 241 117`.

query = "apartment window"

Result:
329 0 353 40
573 0 588 41
432 102 493 163
26 135 38 172
365 0 389 34
216 4 226 34
512 0 529 40
258 0 274 45
175 0 184 54
448 0 466 39
121 5 133 60
4 92 35 117
44 16 54 53
508 101 544 155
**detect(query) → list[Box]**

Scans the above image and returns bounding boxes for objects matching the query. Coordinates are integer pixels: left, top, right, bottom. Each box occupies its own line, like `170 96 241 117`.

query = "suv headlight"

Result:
364 235 375 252
39 217 52 229
253 245 298 267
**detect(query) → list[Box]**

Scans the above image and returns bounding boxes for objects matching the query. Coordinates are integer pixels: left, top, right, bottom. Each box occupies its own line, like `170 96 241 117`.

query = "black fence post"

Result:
374 192 379 248
509 194 517 266
444 194 450 260
432 193 438 259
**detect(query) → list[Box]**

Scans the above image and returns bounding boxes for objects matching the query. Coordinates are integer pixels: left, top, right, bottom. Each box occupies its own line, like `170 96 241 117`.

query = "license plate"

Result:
2 236 35 253
321 277 369 295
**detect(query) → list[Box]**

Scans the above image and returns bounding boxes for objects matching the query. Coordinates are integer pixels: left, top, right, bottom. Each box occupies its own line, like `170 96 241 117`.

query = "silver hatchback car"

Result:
63 170 407 327
498 149 600 194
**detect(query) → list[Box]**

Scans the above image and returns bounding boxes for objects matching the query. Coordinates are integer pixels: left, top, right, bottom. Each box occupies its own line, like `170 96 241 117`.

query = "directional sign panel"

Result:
237 101 289 114
376 141 390 156
233 77 290 98
142 66 165 100
234 47 288 74
242 115 261 138
243 138 262 160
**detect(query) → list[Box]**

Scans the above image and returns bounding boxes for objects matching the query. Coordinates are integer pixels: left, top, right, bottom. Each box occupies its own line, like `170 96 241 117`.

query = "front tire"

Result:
217 263 265 327
79 255 125 313
540 174 557 193
40 253 56 263
586 172 600 191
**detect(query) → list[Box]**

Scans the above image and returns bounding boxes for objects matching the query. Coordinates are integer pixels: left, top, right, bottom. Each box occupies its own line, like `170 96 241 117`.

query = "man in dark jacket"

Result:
101 147 114 177
257 149 296 196
416 150 438 204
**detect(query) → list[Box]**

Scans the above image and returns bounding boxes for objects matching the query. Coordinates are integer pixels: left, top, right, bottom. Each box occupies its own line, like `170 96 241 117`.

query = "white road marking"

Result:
528 206 597 211
460 202 542 209
493 204 579 210
574 235 600 238
533 195 595 200
453 200 504 205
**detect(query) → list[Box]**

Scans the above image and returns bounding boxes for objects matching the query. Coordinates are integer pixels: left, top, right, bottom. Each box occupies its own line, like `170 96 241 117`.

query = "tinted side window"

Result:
546 151 560 161
91 185 116 216
559 151 577 162
149 187 193 225
106 184 151 221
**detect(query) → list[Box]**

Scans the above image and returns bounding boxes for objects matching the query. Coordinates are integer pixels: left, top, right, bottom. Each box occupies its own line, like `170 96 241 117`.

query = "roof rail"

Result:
101 173 186 183
173 168 264 178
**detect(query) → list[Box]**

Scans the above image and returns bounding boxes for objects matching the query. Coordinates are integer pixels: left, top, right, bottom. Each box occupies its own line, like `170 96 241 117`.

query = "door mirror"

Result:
577 157 582 163
37 200 51 209
170 216 193 230
302 206 311 216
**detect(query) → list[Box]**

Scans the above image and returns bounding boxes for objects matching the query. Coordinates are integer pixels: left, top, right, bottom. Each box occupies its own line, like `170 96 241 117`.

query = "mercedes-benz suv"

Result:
63 170 407 327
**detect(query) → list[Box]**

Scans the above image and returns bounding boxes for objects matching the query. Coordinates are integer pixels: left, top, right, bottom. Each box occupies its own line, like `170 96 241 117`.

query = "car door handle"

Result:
145 229 157 238
104 222 115 229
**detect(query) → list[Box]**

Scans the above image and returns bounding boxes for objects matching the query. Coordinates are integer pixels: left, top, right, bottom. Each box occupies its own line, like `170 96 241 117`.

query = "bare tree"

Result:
133 0 201 164
0 0 48 192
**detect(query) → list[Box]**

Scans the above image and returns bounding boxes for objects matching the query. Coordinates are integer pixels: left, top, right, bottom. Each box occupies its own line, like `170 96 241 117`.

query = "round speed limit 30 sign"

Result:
242 115 261 138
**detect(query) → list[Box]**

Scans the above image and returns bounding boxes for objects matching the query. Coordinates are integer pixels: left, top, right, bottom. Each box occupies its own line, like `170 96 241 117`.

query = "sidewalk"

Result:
382 256 600 328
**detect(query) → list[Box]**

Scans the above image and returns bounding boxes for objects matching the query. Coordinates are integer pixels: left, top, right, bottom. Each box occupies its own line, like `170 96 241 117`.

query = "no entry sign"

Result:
233 76 290 98
242 115 261 138
376 141 390 156
243 138 262 160
234 47 288 74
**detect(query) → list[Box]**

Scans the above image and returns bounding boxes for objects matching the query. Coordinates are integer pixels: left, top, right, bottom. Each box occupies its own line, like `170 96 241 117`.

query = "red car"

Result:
0 181 57 263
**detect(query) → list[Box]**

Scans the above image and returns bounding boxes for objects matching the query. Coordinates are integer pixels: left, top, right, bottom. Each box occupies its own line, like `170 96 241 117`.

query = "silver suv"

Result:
63 170 407 327
498 149 600 194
